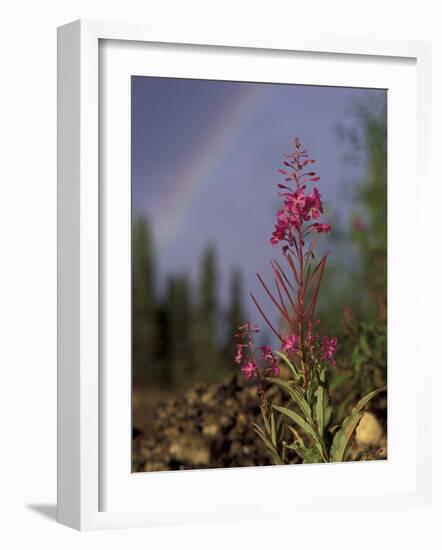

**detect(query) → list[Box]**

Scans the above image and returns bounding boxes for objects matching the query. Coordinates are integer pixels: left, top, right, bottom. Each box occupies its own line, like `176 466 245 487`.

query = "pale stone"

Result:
355 412 383 446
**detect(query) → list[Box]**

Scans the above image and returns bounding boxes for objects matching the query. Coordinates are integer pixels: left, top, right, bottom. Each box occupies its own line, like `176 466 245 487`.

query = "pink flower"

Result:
259 345 273 361
241 361 257 380
313 223 332 233
309 207 321 220
289 189 307 210
309 188 323 211
235 345 243 364
302 159 316 167
269 143 334 245
282 333 298 352
322 336 337 365
271 216 289 245
270 230 284 245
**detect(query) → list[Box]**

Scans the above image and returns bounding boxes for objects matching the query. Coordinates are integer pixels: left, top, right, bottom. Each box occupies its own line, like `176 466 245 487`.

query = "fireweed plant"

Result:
235 138 385 464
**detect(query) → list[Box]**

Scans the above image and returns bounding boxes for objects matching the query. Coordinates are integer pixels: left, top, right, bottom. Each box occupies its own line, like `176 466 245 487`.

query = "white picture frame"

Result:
57 19 432 531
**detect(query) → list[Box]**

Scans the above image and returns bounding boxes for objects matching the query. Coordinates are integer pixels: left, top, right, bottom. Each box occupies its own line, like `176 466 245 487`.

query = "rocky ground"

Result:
132 374 298 472
132 374 387 472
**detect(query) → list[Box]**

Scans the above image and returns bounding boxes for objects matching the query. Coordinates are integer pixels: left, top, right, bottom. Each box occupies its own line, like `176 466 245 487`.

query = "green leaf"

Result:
268 377 313 423
306 377 317 405
330 411 364 463
270 411 277 446
314 369 332 438
353 386 386 413
260 405 271 434
287 443 323 464
360 334 371 356
287 425 303 446
251 422 266 439
273 404 327 462
274 351 302 381
252 423 283 465
330 386 386 463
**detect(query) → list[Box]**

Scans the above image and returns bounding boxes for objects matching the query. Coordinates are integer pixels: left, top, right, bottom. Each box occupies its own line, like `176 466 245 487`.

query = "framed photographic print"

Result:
57 19 432 530
130 76 388 473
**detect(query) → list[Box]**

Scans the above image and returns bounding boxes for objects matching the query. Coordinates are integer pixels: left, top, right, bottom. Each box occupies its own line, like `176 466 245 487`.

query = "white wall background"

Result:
0 1 440 548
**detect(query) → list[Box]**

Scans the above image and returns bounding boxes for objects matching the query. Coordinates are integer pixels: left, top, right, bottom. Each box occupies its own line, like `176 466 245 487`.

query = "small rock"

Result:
202 415 220 437
169 434 211 466
356 412 383 446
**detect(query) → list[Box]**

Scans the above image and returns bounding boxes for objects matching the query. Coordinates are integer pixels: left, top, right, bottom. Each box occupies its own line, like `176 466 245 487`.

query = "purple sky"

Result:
132 77 386 331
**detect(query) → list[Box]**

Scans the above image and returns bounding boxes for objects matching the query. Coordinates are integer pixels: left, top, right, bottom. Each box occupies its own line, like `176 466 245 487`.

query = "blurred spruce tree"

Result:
225 267 244 365
351 107 387 315
193 246 220 381
132 218 158 382
167 275 194 386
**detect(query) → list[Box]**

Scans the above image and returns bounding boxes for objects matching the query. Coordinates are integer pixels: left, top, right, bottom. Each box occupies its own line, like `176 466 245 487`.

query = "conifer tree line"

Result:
132 218 244 388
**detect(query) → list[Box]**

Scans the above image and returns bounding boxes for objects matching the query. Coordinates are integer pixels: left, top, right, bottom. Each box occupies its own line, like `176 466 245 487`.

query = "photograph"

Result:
131 76 388 472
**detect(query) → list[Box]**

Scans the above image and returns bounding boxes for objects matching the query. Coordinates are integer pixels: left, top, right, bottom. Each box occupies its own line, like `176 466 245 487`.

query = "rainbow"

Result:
150 84 268 249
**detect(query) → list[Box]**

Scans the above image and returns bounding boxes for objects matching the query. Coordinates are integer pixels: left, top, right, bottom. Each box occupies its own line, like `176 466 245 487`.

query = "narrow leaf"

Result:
274 350 300 379
260 405 271 434
252 423 283 465
269 376 312 423
330 411 364 463
273 404 327 462
274 277 291 322
257 273 291 323
271 263 298 316
250 292 283 342
306 254 327 319
270 411 277 446
353 386 386 414
287 425 303 446
314 368 331 438
272 259 296 292
285 250 301 286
